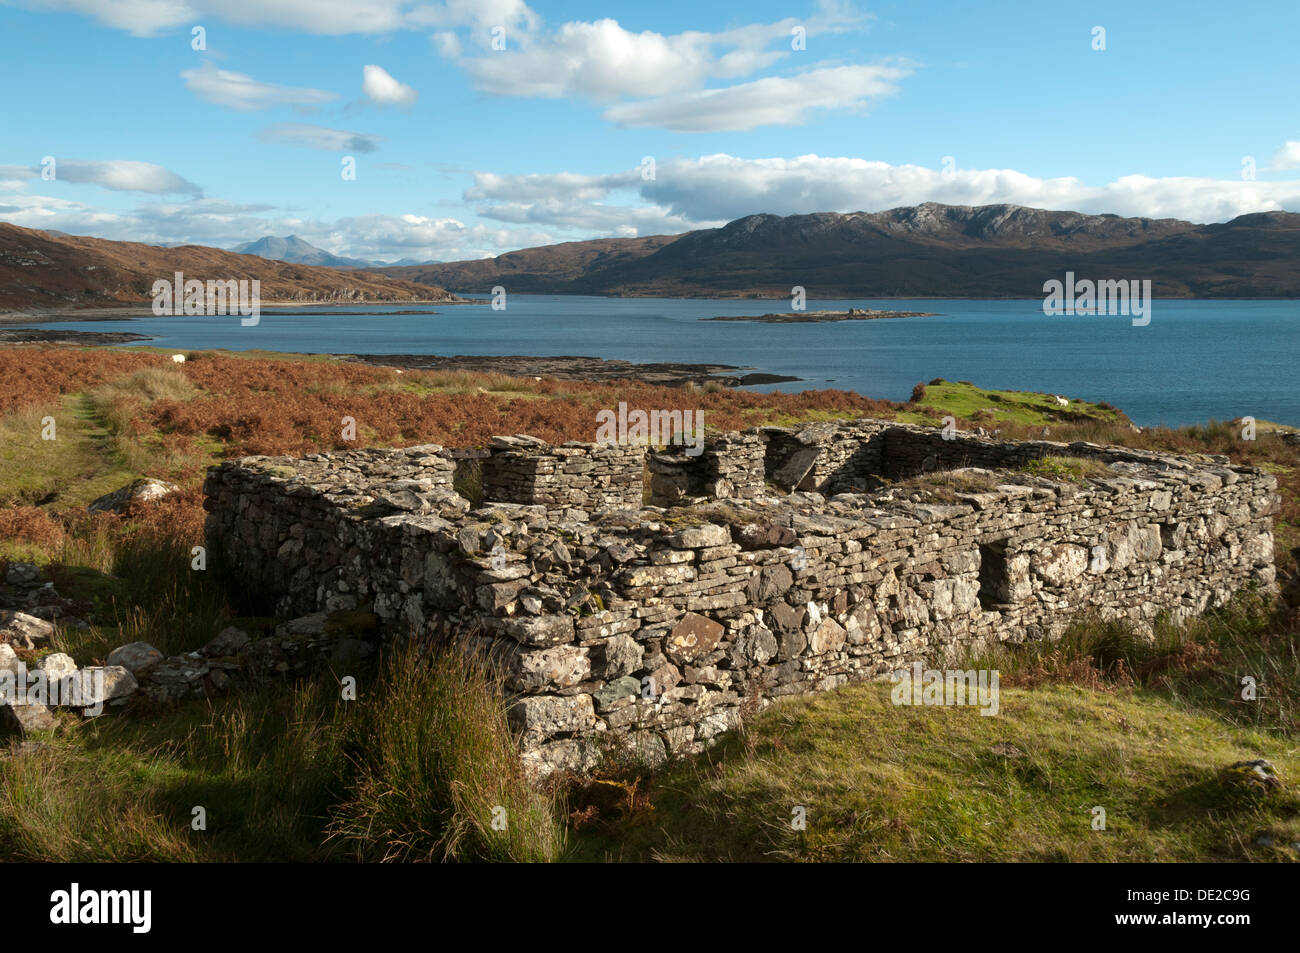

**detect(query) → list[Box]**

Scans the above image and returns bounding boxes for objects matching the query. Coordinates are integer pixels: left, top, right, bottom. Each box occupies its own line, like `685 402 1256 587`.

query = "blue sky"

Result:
2 0 1298 262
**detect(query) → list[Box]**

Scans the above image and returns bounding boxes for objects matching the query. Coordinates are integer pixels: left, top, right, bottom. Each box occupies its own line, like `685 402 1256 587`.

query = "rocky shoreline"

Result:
0 328 152 346
705 307 938 323
340 352 801 387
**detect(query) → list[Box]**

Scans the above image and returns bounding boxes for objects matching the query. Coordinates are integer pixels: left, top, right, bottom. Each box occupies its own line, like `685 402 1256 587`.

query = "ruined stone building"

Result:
204 419 1278 775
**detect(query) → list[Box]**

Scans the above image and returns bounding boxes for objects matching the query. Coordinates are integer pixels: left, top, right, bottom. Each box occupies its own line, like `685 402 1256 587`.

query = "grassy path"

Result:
0 393 133 510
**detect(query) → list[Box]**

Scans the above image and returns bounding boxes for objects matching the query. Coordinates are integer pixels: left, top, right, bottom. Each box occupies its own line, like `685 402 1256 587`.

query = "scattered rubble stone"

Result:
5 563 40 586
0 610 54 650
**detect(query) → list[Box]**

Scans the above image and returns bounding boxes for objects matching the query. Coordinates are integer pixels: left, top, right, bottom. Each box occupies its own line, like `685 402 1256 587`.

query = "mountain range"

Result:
0 223 458 312
5 203 1299 313
371 203 1300 298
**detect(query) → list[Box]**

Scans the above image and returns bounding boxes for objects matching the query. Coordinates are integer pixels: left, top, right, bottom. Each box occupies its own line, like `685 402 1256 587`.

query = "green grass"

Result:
747 407 870 429
566 682 1298 862
897 379 1124 429
0 397 137 510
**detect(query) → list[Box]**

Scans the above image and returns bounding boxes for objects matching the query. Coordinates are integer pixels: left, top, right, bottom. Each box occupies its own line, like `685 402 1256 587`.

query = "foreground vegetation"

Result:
1 345 1296 862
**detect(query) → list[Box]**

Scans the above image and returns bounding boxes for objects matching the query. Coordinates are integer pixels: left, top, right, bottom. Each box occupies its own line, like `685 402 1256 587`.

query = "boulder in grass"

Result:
0 610 54 650
87 478 179 515
201 626 250 658
33 652 77 682
0 699 57 738
106 641 163 675
73 666 138 714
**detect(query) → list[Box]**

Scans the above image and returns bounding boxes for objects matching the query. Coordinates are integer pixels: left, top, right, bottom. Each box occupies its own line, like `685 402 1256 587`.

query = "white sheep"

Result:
171 354 186 364
1053 395 1068 407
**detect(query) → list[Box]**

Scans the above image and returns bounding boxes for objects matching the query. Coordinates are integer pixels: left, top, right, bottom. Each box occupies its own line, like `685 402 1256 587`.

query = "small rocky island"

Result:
705 307 938 323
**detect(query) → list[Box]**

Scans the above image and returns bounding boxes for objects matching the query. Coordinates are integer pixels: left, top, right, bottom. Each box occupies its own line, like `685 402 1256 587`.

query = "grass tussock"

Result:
1019 455 1113 483
328 643 563 862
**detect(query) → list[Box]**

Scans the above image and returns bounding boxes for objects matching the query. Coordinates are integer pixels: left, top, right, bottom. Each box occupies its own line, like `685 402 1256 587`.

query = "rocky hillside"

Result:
378 233 679 294
374 203 1300 298
0 223 461 312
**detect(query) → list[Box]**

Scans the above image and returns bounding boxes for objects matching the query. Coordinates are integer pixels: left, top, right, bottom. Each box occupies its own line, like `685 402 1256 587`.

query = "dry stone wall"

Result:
647 431 765 505
481 436 645 515
204 419 1279 776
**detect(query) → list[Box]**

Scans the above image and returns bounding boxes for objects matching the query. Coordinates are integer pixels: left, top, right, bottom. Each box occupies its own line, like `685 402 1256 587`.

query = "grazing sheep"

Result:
171 354 186 364
1053 395 1068 407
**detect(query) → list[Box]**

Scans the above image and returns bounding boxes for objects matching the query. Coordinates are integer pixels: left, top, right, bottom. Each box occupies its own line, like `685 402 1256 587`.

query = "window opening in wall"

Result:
977 539 1010 609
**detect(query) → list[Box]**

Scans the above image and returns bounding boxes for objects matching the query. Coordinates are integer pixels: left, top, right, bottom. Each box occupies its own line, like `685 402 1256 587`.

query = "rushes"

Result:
328 641 564 862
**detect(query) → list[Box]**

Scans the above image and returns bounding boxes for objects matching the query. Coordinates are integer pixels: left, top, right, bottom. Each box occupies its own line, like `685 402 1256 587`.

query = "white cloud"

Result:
465 169 641 203
450 5 871 102
460 18 744 100
465 169 696 234
1270 141 1300 171
362 64 418 106
26 0 427 35
475 199 694 235
407 0 539 33
0 191 129 231
433 2 882 130
26 0 197 36
181 61 338 110
651 156 1300 223
605 63 911 132
0 159 202 195
27 0 543 35
256 123 382 152
317 212 552 262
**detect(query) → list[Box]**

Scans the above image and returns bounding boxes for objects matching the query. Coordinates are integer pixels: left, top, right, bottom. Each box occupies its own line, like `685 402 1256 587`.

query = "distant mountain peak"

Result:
233 234 375 269
233 235 438 269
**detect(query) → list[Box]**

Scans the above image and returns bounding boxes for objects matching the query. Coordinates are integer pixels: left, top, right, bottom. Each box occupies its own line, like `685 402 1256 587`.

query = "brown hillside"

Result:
0 223 461 312
374 233 681 293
